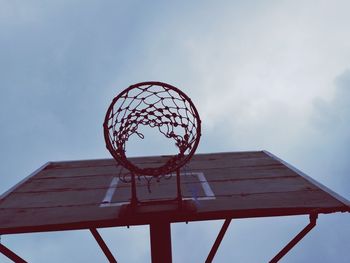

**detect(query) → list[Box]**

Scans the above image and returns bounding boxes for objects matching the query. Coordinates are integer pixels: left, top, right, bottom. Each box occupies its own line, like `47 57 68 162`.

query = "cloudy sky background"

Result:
1 1 349 262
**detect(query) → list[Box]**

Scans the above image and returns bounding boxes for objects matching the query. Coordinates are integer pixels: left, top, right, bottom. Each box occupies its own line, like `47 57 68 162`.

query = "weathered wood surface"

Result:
0 151 349 234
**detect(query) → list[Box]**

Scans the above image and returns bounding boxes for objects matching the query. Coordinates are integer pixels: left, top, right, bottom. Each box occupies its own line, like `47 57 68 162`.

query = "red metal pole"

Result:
150 222 172 263
269 214 318 263
90 228 117 263
176 169 183 209
206 218 232 263
130 172 138 206
0 243 27 263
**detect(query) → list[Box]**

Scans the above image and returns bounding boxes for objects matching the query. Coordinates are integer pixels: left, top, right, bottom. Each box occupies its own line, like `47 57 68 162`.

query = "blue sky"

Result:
1 1 349 262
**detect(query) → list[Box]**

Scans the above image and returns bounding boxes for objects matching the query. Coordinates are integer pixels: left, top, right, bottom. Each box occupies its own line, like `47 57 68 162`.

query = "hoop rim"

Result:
103 81 201 176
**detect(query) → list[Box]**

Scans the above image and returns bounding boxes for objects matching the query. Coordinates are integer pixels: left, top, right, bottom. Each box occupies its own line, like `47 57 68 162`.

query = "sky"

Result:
0 0 349 262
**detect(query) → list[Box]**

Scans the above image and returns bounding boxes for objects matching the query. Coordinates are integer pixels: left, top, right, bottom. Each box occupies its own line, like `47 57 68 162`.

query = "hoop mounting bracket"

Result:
269 213 318 263
206 218 232 263
204 214 319 263
0 243 27 263
90 228 118 263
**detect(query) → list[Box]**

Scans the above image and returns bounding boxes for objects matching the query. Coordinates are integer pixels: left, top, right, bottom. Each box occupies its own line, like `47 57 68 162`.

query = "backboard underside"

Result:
0 151 349 235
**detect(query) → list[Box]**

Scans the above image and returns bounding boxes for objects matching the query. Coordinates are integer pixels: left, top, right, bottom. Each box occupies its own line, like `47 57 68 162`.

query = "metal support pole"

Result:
90 228 117 263
150 222 172 263
269 214 318 263
206 218 232 263
0 243 27 263
176 169 182 204
130 172 138 206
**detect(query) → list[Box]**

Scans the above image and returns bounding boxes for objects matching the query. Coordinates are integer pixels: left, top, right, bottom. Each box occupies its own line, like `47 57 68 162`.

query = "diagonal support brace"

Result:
269 214 318 263
90 228 117 263
0 243 27 263
206 218 232 263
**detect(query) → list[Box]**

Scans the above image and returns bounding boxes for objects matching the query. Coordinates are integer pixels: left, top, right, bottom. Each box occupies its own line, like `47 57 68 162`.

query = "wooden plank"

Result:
0 162 51 202
0 188 106 209
39 165 121 179
44 151 268 170
16 176 115 193
195 189 346 212
0 205 120 234
202 177 318 197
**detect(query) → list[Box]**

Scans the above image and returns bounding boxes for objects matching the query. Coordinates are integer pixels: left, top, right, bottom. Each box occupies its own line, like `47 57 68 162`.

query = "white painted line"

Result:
197 172 215 198
100 201 130 207
183 196 216 201
100 196 216 208
99 172 216 208
101 177 119 204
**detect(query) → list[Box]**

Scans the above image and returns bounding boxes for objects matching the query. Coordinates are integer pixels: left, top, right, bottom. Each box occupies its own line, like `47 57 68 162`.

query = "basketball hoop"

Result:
103 81 201 204
103 81 201 176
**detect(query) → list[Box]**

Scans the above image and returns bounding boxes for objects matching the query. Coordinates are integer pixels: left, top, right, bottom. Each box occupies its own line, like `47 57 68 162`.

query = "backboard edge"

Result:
263 150 350 210
0 162 51 202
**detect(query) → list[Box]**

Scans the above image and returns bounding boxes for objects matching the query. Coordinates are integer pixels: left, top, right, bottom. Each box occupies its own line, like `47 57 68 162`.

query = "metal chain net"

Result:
104 82 201 177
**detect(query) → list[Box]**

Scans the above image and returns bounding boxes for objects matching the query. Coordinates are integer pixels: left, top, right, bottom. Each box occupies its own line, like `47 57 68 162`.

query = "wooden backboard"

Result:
0 151 349 235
